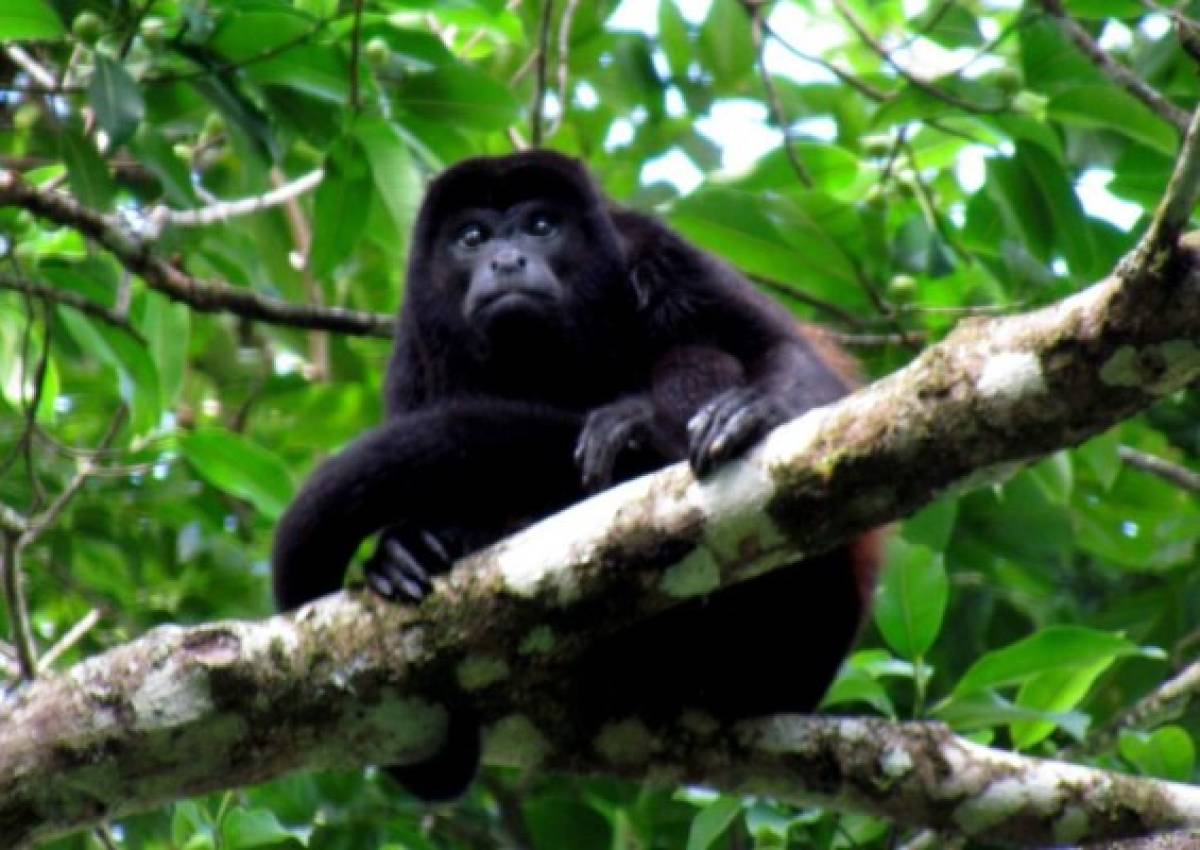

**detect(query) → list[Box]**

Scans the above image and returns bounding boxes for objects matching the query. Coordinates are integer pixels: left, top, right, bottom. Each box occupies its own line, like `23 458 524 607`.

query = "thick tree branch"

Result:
4 211 1200 844
0 171 393 337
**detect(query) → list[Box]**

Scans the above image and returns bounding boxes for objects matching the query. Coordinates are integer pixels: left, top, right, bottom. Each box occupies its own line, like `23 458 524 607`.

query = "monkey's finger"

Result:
385 539 434 592
420 530 453 568
688 394 738 475
366 569 399 602
706 403 760 466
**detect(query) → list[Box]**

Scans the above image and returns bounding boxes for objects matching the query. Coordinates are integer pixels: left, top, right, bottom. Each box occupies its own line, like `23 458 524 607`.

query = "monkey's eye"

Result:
527 213 557 237
456 223 488 249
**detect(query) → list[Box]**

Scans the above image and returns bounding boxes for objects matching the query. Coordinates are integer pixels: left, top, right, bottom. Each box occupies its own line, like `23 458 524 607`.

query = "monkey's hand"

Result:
688 386 789 477
364 524 455 604
575 397 657 492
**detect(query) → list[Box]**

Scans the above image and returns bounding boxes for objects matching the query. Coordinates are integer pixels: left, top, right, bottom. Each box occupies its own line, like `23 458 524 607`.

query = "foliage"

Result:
2 0 1199 847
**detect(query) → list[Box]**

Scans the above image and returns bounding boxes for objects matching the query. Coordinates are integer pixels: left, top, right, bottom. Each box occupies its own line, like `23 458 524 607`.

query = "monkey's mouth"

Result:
470 289 556 322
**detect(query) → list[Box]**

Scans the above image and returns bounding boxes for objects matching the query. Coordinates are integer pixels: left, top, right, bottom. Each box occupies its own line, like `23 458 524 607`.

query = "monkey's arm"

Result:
272 400 582 610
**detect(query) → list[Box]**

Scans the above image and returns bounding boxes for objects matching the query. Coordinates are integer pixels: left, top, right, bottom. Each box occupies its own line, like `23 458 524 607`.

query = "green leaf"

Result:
1048 86 1178 157
54 302 161 437
58 128 116 210
1119 727 1196 781
658 0 691 80
1016 142 1097 277
138 293 190 407
180 428 295 521
90 55 145 148
0 0 64 42
698 0 753 91
933 690 1091 741
310 136 372 279
220 807 303 848
523 798 610 850
1063 0 1143 17
668 189 865 310
902 498 958 551
1010 659 1112 749
687 796 742 850
874 538 948 659
354 118 421 237
130 127 198 207
953 626 1149 696
1076 429 1122 491
820 667 897 717
395 65 521 131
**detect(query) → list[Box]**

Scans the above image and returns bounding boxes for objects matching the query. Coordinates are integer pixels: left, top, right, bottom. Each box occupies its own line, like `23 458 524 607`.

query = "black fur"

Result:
272 151 877 800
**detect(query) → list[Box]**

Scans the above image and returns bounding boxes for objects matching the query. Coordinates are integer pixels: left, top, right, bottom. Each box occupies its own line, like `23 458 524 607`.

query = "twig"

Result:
1 535 36 679
0 274 144 340
0 504 27 536
827 330 927 347
0 171 394 337
19 407 127 549
749 4 812 187
749 274 868 327
3 46 57 90
1082 659 1200 755
902 139 972 263
1118 446 1200 492
831 0 1004 114
763 22 890 102
529 0 554 147
13 21 331 95
349 0 365 112
1041 0 1189 134
1139 104 1200 258
895 0 957 51
146 169 325 234
270 167 328 381
94 824 121 850
37 608 103 673
545 0 580 139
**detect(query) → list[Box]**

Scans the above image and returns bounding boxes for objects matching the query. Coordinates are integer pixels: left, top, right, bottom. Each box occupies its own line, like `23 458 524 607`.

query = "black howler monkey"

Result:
272 151 881 800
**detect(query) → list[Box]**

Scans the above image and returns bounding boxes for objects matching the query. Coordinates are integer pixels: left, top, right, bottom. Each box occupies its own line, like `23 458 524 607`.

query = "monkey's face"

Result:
438 200 579 344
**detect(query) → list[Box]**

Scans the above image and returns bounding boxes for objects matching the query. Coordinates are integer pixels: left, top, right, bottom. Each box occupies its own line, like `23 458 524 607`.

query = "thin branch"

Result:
37 608 103 673
146 169 325 234
270 167 328 381
749 4 812 187
10 21 331 95
831 0 1004 114
827 330 927 347
749 274 869 327
3 45 57 90
1118 446 1200 493
19 407 127 550
763 22 890 102
902 139 972 264
0 504 27 536
1041 0 1190 134
545 0 580 139
0 172 394 337
0 274 144 340
1 535 36 679
1141 105 1200 255
529 0 554 147
1084 659 1200 755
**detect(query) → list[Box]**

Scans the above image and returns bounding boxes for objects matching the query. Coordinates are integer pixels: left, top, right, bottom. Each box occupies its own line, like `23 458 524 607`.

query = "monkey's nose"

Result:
490 248 527 274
